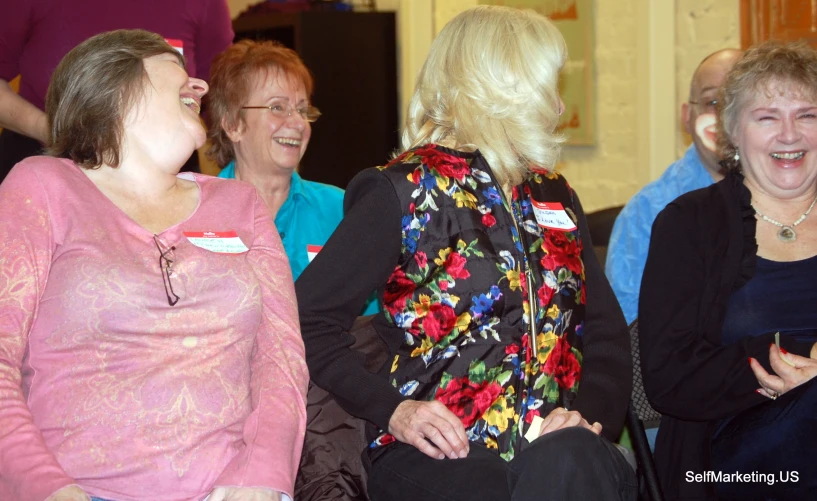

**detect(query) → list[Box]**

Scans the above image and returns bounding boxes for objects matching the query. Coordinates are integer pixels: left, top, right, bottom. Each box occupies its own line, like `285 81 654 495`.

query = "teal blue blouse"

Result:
220 162 379 315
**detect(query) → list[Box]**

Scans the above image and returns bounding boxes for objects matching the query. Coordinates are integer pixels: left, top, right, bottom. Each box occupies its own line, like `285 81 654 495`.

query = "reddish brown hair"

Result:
45 29 183 168
206 40 314 167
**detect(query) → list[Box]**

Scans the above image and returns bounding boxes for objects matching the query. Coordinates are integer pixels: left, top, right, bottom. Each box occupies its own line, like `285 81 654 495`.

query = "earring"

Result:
733 150 740 162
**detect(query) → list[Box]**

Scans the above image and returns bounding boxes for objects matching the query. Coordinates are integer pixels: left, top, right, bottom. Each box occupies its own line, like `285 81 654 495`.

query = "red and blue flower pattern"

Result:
371 145 585 460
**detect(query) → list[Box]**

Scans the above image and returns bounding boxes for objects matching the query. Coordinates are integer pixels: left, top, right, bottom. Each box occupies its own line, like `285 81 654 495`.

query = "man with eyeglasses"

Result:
605 48 743 330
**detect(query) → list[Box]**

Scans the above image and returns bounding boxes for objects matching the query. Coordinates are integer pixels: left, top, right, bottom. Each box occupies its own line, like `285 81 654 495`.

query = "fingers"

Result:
388 400 469 461
755 387 778 400
404 428 447 459
537 408 602 437
769 344 802 371
418 415 466 460
428 401 470 454
539 408 584 436
750 355 786 397
587 421 603 435
537 407 564 434
748 356 770 380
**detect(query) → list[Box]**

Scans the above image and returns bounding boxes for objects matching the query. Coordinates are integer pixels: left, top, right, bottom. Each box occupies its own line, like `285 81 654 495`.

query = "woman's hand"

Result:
750 344 817 398
538 407 602 437
208 487 282 501
45 486 90 501
388 400 470 460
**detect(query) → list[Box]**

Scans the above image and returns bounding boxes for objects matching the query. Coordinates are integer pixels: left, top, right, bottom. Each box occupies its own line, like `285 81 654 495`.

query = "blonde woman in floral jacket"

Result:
295 6 635 501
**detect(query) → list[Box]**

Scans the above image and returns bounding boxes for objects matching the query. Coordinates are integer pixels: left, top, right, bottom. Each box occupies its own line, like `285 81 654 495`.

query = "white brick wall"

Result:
558 0 641 211
675 0 740 158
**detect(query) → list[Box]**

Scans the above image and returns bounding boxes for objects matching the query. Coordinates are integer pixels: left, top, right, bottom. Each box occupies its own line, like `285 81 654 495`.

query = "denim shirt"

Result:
605 146 715 323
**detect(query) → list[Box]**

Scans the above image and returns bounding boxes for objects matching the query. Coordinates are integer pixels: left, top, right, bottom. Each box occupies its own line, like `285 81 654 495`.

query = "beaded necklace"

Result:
751 195 817 242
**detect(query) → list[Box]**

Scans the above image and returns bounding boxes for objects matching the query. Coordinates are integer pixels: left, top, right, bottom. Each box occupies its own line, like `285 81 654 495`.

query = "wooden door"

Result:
741 0 817 48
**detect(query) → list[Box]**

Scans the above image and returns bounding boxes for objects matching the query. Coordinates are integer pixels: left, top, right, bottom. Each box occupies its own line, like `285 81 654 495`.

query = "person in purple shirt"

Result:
0 0 234 181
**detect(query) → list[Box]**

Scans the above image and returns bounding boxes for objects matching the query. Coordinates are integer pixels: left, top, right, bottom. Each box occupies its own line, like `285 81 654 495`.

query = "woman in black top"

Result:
296 6 636 501
640 41 817 501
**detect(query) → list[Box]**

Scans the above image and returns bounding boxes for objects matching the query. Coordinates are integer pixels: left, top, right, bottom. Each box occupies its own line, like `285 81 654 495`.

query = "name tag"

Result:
183 231 249 254
166 38 184 56
531 201 577 231
307 244 323 262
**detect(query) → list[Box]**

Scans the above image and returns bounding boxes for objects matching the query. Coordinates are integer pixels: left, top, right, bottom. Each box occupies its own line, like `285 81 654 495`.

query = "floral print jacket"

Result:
296 144 631 463
372 145 588 459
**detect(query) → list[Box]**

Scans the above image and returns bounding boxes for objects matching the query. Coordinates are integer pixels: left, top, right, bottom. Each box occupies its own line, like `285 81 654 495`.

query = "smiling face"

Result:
733 80 817 200
229 70 311 176
123 53 208 170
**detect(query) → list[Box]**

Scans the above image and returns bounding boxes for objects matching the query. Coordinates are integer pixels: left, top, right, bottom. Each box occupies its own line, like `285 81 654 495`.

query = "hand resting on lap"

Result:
388 400 470 460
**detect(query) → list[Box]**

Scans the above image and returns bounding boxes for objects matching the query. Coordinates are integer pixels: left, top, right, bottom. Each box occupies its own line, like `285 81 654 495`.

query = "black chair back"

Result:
626 320 665 501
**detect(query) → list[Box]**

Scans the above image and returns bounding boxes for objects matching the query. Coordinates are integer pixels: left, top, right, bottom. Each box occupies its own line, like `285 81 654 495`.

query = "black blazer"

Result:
639 171 815 500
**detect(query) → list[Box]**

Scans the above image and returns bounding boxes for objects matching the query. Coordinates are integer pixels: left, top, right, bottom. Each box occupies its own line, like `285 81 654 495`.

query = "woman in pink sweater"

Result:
0 30 308 501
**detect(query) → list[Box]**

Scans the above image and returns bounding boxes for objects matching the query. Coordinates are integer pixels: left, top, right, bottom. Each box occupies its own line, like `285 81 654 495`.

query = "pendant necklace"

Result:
751 195 817 242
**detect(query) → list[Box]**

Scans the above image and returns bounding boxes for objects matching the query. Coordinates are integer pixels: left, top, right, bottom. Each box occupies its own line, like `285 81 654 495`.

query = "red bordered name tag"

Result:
183 231 249 254
166 38 184 56
307 244 323 262
531 201 577 231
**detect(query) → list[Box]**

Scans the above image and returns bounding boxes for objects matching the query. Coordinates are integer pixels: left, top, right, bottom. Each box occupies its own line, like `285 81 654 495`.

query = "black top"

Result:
721 254 817 345
639 171 815 500
295 153 631 447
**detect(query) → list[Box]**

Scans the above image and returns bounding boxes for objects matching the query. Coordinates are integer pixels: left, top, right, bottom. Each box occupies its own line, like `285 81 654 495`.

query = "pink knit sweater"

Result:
0 157 308 501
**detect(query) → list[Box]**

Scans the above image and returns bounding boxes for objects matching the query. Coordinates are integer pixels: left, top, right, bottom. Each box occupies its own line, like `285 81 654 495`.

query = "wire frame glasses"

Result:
240 103 322 122
688 98 718 113
153 235 180 306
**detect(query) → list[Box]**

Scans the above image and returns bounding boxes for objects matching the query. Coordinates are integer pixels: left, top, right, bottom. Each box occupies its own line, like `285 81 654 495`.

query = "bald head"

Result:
689 48 744 99
683 48 743 178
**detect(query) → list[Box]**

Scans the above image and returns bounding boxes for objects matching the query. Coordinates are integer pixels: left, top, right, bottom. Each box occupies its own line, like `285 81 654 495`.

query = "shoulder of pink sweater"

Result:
10 156 77 177
2 156 82 197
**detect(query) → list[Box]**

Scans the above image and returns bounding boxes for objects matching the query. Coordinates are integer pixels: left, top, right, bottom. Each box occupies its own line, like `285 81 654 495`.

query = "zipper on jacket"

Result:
497 184 541 454
525 268 538 356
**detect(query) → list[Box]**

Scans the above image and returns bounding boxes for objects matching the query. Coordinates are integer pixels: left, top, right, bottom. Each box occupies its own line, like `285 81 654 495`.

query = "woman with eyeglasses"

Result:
295 6 636 501
0 30 306 501
208 40 376 305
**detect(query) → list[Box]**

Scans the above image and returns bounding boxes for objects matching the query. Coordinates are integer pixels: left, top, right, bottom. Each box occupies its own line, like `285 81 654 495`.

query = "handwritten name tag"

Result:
183 231 249 254
531 201 577 231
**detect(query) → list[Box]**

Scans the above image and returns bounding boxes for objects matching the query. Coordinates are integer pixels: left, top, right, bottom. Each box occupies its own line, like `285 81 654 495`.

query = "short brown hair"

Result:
45 29 183 168
717 40 817 170
207 40 314 168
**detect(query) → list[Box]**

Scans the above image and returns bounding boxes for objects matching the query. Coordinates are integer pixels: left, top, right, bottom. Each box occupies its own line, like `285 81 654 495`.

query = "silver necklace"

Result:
751 195 817 242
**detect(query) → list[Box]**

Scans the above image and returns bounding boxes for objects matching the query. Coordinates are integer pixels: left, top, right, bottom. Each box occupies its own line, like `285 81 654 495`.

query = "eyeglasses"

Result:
153 235 180 306
689 98 718 112
241 102 322 122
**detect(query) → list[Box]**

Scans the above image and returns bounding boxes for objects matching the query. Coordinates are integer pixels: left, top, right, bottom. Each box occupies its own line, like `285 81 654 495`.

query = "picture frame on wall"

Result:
478 0 596 145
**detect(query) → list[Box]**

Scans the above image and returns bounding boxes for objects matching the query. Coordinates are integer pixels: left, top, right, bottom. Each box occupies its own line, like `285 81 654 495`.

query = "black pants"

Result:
367 427 637 501
712 378 817 501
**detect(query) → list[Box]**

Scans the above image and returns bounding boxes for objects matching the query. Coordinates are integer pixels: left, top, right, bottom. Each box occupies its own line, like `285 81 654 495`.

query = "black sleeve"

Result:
295 168 406 431
571 195 632 442
638 201 812 422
